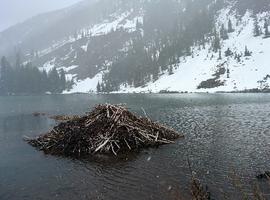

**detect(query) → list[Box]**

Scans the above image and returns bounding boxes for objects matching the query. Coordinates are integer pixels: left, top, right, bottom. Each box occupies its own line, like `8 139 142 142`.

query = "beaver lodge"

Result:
26 104 182 157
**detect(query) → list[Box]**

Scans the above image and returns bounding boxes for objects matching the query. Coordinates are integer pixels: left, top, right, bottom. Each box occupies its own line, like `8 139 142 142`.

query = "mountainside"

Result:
1 0 270 93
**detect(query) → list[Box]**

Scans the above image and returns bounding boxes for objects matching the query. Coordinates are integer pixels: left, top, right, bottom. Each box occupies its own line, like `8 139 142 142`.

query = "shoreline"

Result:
2 90 270 96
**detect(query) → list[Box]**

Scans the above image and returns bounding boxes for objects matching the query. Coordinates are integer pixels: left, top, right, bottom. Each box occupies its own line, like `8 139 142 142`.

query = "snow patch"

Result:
58 65 79 73
64 72 103 94
39 59 56 72
81 44 88 52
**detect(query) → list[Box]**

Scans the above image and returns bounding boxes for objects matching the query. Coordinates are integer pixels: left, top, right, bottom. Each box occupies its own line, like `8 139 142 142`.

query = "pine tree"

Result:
264 19 270 38
186 46 191 56
254 16 261 37
48 67 60 93
0 56 10 94
15 51 21 68
96 82 101 93
152 66 160 81
136 19 142 31
41 70 49 92
100 82 105 92
212 29 221 52
81 31 85 38
168 65 173 75
225 48 233 57
244 46 251 56
218 50 222 60
220 24 229 40
59 69 66 92
227 68 230 78
35 51 39 58
228 19 234 33
265 25 270 37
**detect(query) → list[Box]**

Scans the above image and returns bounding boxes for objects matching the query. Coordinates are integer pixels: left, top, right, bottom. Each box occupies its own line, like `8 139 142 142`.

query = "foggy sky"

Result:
0 0 82 32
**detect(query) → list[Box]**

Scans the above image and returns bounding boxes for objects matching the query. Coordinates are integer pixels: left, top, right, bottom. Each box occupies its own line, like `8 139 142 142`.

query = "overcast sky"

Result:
0 0 82 31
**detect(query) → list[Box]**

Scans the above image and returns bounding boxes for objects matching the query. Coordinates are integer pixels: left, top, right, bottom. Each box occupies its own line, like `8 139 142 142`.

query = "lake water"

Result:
0 93 270 200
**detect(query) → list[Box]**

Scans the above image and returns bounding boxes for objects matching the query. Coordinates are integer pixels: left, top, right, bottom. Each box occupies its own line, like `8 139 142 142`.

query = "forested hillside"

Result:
1 0 270 94
0 56 71 95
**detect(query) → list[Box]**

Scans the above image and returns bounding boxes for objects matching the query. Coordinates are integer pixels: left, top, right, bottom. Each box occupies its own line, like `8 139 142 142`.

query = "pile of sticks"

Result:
26 104 182 157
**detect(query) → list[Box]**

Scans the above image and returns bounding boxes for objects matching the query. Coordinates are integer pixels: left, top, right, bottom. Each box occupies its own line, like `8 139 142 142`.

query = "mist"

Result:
1 0 270 199
0 0 82 31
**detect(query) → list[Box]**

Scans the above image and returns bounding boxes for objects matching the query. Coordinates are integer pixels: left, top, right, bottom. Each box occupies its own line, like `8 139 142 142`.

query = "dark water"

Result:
0 94 270 200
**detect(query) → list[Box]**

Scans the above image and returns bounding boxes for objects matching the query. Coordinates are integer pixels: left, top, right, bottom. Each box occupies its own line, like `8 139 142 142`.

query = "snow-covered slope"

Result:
113 7 270 93
64 7 270 93
33 2 270 94
63 72 103 94
38 10 143 58
37 9 143 93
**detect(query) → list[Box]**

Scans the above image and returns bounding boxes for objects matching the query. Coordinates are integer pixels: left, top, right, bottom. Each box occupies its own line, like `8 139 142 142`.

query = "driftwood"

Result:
26 104 182 157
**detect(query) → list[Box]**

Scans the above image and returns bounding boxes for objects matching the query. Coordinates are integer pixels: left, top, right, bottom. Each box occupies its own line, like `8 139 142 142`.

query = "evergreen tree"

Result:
228 19 234 33
264 19 270 37
212 29 221 52
48 67 61 93
152 65 160 81
220 24 229 40
218 50 222 60
136 19 142 31
59 69 66 92
0 56 11 95
244 46 252 56
100 82 105 92
186 46 191 56
254 16 261 36
35 51 39 58
168 65 173 75
81 31 85 38
227 68 230 78
15 51 21 68
41 70 49 92
225 48 233 57
96 82 101 93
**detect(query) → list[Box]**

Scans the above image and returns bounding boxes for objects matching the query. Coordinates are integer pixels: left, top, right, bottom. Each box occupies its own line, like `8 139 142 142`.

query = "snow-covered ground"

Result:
63 72 103 94
39 59 56 72
40 6 270 94
89 12 143 36
116 8 270 93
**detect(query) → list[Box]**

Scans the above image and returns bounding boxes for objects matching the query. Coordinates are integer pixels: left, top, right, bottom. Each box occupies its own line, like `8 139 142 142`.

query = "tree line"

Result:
0 56 71 95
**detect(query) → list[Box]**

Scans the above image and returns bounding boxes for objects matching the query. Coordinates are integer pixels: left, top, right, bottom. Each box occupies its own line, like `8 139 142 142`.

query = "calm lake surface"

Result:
0 93 270 200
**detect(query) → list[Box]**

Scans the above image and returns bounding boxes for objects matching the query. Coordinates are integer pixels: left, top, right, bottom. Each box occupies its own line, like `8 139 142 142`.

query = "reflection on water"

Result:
0 94 270 200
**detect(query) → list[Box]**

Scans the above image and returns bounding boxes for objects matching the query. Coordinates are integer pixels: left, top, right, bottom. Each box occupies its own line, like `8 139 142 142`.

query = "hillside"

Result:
119 4 270 93
1 0 270 94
